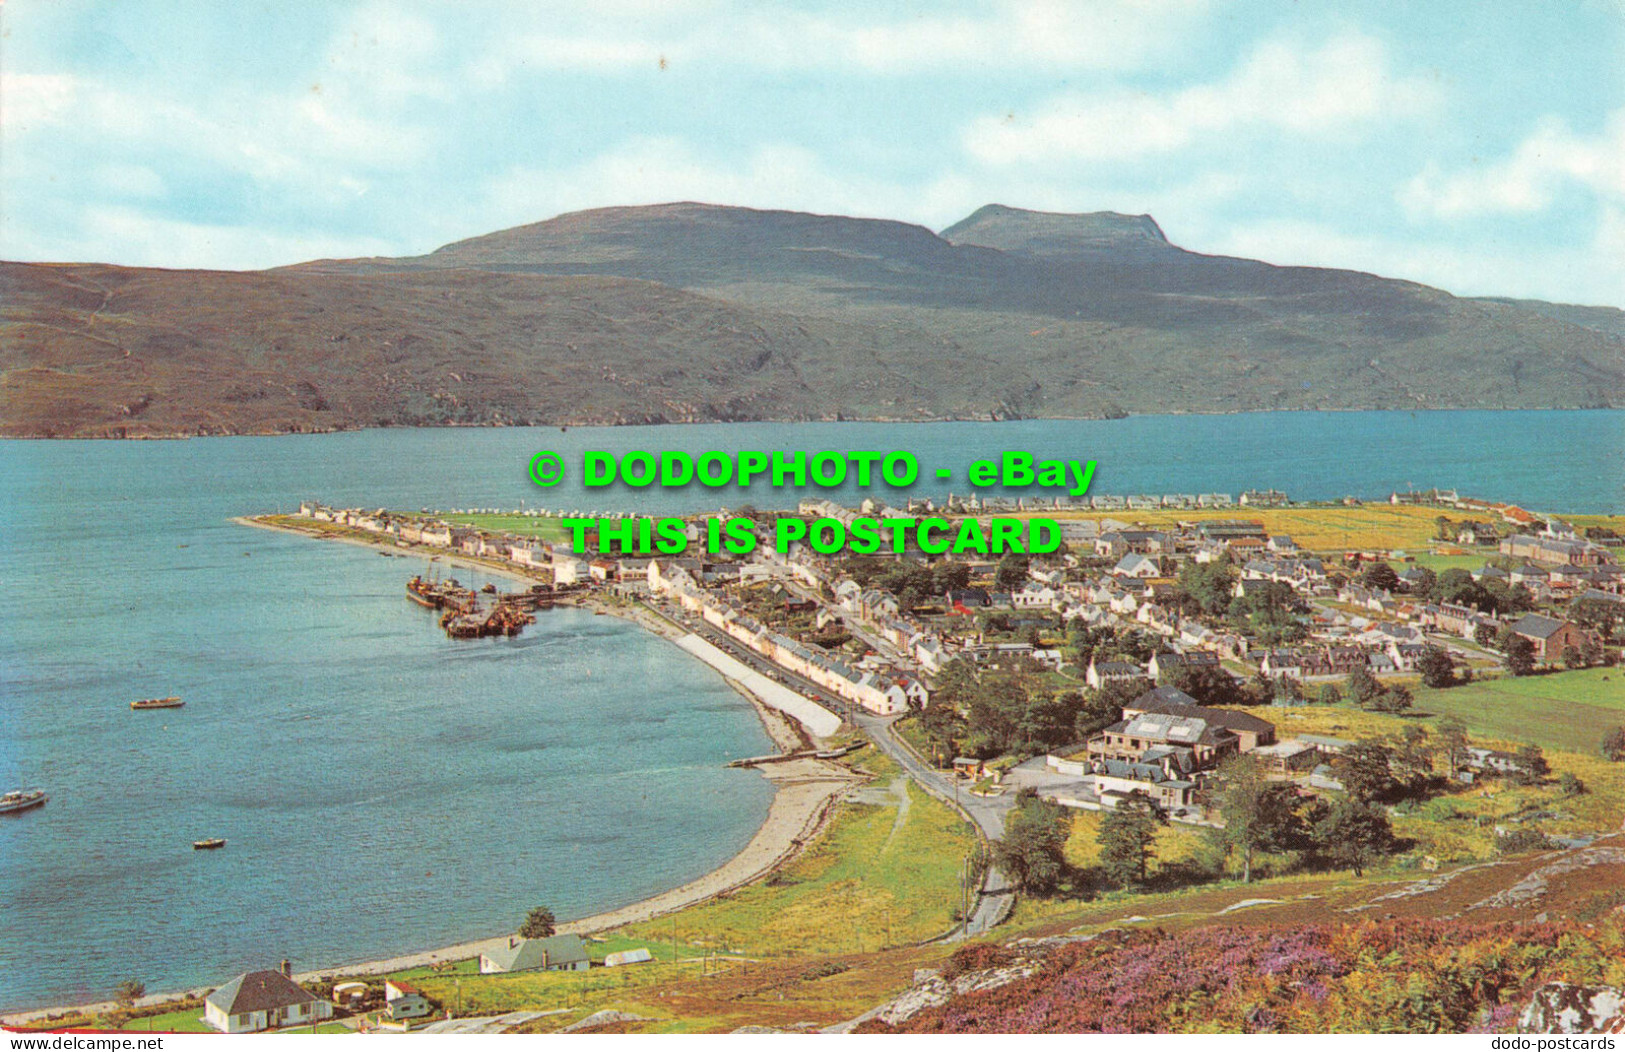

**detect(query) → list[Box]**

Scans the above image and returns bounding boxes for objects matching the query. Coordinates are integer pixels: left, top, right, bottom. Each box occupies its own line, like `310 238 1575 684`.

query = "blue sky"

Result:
3 0 1622 305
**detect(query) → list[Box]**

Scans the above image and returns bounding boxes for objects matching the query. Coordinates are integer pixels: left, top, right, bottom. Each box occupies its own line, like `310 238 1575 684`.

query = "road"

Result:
643 597 1016 940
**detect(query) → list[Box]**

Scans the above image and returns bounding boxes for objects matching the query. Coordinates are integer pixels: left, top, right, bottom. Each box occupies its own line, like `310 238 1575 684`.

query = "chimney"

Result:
280 959 292 978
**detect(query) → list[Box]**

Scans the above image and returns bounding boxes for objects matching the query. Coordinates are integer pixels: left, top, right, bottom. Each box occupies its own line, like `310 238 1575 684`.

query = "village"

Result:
286 488 1621 830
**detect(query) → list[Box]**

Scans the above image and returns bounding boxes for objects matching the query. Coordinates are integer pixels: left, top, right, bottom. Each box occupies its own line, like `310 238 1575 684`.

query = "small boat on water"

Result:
132 696 185 711
0 789 48 815
193 838 226 850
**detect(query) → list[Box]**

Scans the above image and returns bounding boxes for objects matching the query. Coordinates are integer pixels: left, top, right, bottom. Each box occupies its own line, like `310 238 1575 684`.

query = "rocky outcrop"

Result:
1518 983 1625 1034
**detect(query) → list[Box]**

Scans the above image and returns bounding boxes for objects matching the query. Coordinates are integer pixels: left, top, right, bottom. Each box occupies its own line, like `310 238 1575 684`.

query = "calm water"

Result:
1 410 1621 1011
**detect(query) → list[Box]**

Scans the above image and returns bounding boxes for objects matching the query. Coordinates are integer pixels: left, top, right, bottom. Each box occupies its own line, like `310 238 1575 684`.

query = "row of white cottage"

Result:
648 559 925 716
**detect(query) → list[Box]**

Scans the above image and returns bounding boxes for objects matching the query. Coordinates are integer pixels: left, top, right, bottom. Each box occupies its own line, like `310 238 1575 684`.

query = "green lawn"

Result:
119 1006 211 1033
1404 552 1493 571
1414 668 1625 755
440 513 573 543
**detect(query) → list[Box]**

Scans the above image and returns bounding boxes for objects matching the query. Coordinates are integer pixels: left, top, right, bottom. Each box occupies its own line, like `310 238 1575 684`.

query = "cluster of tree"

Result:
1569 593 1621 641
1416 644 1462 688
842 555 973 608
1331 718 1546 804
915 661 1137 761
1228 580 1309 646
994 789 1072 894
1346 664 1414 712
1433 515 1499 542
1363 562 1534 617
1493 627 1539 676
1169 564 1307 646
1091 755 1399 891
1159 663 1256 707
1066 622 1161 667
1210 754 1397 880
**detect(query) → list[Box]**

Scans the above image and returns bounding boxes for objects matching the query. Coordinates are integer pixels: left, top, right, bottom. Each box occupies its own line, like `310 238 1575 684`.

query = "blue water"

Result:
0 410 1620 1011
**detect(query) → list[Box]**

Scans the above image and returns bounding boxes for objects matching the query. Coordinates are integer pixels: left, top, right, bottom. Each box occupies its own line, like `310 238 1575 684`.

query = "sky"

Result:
3 0 1623 306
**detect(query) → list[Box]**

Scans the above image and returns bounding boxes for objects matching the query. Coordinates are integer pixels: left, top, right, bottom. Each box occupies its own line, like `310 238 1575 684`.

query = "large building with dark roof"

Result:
1508 613 1590 662
1121 686 1277 751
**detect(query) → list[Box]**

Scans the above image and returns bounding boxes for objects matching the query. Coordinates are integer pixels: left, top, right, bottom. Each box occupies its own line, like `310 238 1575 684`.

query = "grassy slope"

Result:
397 756 975 1028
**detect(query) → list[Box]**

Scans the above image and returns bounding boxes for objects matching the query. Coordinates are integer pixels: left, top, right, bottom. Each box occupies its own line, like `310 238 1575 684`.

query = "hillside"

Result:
5 202 1624 437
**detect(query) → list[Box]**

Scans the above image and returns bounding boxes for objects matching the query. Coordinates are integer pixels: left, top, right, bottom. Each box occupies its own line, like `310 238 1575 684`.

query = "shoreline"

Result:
9 405 1623 442
0 518 852 1027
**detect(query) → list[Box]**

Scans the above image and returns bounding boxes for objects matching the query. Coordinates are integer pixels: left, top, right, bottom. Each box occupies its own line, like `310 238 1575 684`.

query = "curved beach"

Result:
1 518 858 1020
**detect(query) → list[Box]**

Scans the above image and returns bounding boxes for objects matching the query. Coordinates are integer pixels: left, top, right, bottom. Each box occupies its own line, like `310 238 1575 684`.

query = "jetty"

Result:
406 576 563 639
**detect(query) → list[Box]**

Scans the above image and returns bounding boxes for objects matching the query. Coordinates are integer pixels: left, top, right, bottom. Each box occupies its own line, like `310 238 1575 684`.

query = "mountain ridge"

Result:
4 201 1622 438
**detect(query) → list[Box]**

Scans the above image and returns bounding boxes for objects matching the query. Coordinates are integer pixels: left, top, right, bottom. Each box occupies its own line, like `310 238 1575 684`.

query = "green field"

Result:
439 513 574 543
1414 668 1625 755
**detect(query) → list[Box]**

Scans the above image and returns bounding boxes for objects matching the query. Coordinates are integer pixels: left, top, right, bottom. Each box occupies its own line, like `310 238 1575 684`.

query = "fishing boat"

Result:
132 696 185 711
193 838 226 850
0 789 48 815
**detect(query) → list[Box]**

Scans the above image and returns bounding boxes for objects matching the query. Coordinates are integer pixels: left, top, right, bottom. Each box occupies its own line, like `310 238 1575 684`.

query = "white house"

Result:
204 969 332 1034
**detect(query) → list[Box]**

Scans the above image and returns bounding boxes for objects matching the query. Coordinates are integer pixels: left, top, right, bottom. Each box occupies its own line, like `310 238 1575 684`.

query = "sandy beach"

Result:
0 517 859 1026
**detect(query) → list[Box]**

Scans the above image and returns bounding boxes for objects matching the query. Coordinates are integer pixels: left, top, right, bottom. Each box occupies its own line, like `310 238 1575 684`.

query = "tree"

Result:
994 791 1071 894
994 554 1031 593
1392 724 1433 789
1360 562 1400 593
1436 715 1471 776
1164 664 1247 707
1561 645 1587 670
520 906 557 938
1333 739 1397 804
1504 634 1537 676
1313 799 1394 876
1346 665 1383 707
1317 683 1342 706
1177 561 1235 617
932 560 972 594
1509 743 1549 786
1559 772 1585 796
1603 725 1625 763
114 980 146 1012
1473 623 1498 648
1416 645 1457 688
1212 754 1309 883
1097 793 1166 887
1367 683 1413 713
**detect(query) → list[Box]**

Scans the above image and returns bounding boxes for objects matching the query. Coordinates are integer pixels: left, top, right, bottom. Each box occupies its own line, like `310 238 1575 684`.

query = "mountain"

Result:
940 203 1182 261
4 202 1622 437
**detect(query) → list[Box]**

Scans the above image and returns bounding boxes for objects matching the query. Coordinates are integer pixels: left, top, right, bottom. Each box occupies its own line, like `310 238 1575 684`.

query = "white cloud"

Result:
470 0 1210 82
0 72 80 132
1400 111 1625 219
964 33 1439 163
